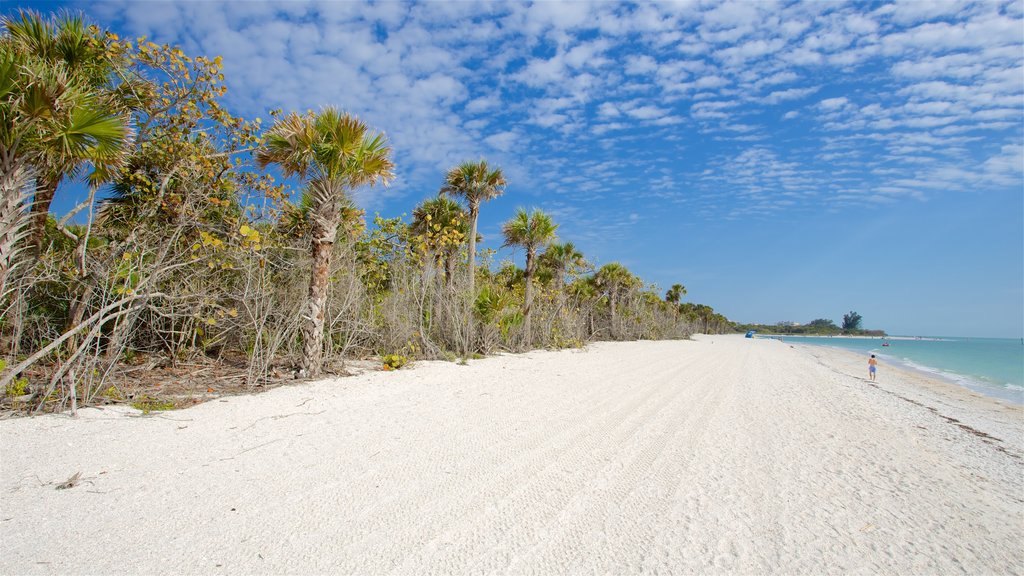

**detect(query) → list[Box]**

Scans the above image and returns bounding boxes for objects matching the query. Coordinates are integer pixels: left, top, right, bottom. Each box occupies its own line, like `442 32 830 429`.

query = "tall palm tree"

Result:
539 241 588 294
277 188 363 241
502 208 557 346
0 140 30 301
411 195 467 286
256 108 393 377
1 19 129 293
538 241 588 335
665 283 687 305
3 10 131 252
592 262 639 339
439 159 505 297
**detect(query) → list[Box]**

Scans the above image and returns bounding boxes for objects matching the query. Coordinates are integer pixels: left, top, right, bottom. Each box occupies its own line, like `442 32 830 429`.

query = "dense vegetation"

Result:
0 12 733 413
737 313 887 337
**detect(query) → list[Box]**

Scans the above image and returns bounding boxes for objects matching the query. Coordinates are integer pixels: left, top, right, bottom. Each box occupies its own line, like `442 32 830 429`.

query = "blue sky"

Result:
17 0 1024 337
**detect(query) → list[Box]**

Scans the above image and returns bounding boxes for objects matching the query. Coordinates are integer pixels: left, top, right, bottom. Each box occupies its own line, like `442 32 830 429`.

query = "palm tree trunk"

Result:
523 250 535 348
0 146 32 300
467 204 478 296
444 251 455 288
465 204 479 354
552 275 566 338
302 232 333 377
29 175 60 254
609 293 618 340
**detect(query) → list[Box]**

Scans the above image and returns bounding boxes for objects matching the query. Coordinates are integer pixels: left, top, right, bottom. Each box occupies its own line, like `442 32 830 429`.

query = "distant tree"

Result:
411 195 467 286
3 10 134 253
842 311 862 331
440 159 505 298
592 262 640 339
256 108 393 377
808 318 838 329
665 283 687 305
538 241 587 293
502 208 557 346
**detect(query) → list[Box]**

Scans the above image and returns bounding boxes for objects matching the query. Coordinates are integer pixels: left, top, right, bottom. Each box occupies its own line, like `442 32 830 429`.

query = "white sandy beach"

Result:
1 335 1022 575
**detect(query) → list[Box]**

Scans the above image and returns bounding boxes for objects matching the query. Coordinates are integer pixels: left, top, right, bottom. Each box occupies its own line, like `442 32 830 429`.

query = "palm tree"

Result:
694 304 714 334
1 19 129 297
256 108 393 377
665 283 687 305
277 188 363 241
439 159 505 297
592 262 640 339
0 142 30 301
3 10 132 252
502 208 557 347
537 241 588 335
539 241 588 294
411 195 467 286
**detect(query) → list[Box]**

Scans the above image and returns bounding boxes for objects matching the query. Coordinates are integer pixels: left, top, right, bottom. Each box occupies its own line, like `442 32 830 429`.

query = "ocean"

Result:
777 335 1024 404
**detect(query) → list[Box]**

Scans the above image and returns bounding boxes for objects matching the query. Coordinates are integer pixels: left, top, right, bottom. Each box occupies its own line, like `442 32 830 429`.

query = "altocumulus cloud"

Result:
74 0 1021 239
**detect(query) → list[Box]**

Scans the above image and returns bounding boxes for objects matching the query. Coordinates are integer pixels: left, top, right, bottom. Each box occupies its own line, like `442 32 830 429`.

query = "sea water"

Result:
779 335 1024 404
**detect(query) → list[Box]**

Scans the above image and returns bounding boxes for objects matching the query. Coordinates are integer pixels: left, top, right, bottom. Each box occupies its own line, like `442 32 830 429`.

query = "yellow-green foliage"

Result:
131 399 176 413
1 360 28 397
6 378 28 397
101 386 124 401
381 354 409 371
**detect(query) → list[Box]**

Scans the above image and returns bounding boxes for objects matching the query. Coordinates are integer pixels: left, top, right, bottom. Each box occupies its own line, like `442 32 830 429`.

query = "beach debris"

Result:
55 472 82 490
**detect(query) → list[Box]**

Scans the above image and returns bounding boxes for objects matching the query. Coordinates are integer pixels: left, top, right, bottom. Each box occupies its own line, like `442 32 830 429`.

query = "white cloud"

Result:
529 112 569 128
465 95 501 114
84 0 1022 220
597 102 621 118
715 38 787 66
625 54 658 75
761 86 820 104
625 105 669 120
885 0 969 25
819 97 851 110
484 130 519 152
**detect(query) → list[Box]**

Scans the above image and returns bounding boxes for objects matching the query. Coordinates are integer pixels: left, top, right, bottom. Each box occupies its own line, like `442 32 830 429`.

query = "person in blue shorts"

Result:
868 354 878 381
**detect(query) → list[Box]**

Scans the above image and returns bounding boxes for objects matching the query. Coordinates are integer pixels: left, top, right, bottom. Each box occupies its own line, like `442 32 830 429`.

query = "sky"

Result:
14 0 1024 338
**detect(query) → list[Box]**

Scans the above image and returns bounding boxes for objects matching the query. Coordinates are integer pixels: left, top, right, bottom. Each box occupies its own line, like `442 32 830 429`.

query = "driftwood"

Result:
55 472 82 490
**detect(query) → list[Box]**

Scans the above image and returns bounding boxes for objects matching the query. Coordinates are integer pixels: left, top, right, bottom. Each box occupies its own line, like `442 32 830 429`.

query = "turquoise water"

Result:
777 336 1024 404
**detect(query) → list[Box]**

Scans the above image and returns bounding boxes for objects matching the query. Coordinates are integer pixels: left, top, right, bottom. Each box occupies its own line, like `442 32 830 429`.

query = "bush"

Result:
131 399 176 413
381 354 410 371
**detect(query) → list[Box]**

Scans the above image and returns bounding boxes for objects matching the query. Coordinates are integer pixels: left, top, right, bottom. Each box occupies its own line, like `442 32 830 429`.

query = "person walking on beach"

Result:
868 354 878 381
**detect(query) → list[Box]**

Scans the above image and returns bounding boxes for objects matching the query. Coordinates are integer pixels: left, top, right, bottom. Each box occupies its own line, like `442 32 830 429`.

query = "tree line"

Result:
0 11 734 413
736 312 887 337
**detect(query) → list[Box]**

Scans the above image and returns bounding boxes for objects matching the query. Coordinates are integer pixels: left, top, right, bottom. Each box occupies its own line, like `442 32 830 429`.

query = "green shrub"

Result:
131 399 176 413
5 377 27 398
381 354 410 371
1 360 29 398
101 386 124 401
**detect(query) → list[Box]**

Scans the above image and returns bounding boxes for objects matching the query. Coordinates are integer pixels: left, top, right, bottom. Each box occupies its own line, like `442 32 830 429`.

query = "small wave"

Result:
880 355 1023 403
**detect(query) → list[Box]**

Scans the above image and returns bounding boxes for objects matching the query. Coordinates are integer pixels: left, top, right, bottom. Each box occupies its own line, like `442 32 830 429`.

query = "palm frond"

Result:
440 159 506 208
255 111 316 179
0 156 34 299
3 10 56 60
258 107 393 231
502 207 558 250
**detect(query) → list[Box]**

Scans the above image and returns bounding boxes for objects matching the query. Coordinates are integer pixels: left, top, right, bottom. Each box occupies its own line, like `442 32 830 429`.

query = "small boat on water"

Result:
882 341 890 347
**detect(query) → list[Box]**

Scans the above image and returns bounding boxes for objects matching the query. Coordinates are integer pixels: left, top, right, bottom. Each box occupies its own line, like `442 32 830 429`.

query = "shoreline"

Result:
755 333 945 341
2 335 1021 574
768 334 1024 405
784 339 1023 439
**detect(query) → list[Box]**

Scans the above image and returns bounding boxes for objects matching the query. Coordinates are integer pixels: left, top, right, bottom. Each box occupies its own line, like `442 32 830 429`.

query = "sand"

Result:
1 335 1021 574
